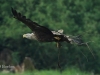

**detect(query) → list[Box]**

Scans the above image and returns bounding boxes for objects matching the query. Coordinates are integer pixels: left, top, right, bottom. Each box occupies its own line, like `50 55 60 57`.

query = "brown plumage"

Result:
11 8 71 47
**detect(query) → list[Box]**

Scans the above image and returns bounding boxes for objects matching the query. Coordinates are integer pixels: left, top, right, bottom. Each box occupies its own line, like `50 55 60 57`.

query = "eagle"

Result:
11 8 84 48
11 8 95 70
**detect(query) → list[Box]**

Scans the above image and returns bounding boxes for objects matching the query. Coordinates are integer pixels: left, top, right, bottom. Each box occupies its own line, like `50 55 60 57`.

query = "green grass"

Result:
0 68 91 75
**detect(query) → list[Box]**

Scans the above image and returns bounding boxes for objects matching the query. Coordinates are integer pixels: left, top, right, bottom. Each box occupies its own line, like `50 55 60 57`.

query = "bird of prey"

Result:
11 8 83 48
11 8 95 70
11 8 94 55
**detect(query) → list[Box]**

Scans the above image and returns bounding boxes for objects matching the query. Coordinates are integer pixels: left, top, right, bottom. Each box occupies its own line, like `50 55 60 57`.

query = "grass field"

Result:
0 68 91 75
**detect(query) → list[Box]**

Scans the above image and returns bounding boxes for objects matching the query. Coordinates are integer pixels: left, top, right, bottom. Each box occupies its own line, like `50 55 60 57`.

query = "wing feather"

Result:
11 8 53 35
11 8 54 41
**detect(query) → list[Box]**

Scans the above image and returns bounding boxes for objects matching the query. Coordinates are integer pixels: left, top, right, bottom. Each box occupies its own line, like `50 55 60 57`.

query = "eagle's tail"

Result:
65 35 85 45
65 35 95 58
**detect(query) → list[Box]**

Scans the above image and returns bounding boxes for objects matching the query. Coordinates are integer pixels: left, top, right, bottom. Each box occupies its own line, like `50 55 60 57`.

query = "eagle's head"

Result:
23 33 37 40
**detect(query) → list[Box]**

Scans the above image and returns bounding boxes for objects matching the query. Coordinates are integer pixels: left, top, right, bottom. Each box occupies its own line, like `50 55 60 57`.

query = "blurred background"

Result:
0 0 100 74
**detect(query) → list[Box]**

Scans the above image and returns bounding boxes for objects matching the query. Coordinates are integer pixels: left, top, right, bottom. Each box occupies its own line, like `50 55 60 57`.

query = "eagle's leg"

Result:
56 42 61 48
57 42 59 48
57 42 62 72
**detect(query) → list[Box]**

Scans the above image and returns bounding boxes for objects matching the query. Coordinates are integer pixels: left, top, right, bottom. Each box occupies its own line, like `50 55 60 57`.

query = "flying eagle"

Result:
11 8 95 70
11 8 93 50
11 8 83 48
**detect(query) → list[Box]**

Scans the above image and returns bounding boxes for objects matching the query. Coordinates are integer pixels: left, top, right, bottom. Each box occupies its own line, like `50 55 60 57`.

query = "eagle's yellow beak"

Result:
23 34 26 38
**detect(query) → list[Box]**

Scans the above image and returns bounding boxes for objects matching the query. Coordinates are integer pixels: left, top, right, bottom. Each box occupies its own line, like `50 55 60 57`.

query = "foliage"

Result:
0 68 91 75
0 0 100 73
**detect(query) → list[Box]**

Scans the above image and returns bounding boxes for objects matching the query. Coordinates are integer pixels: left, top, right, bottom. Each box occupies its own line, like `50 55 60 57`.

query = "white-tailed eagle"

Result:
11 8 92 49
11 8 74 47
11 8 95 70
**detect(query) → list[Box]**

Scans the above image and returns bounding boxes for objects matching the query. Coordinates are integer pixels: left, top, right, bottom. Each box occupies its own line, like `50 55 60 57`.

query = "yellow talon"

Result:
54 37 61 40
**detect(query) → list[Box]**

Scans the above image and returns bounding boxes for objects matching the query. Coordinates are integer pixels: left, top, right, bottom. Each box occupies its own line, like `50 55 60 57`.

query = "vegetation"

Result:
0 0 100 74
0 68 91 75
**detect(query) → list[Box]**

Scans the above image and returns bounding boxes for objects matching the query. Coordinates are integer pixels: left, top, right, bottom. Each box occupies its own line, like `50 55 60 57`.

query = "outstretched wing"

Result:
11 8 54 41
